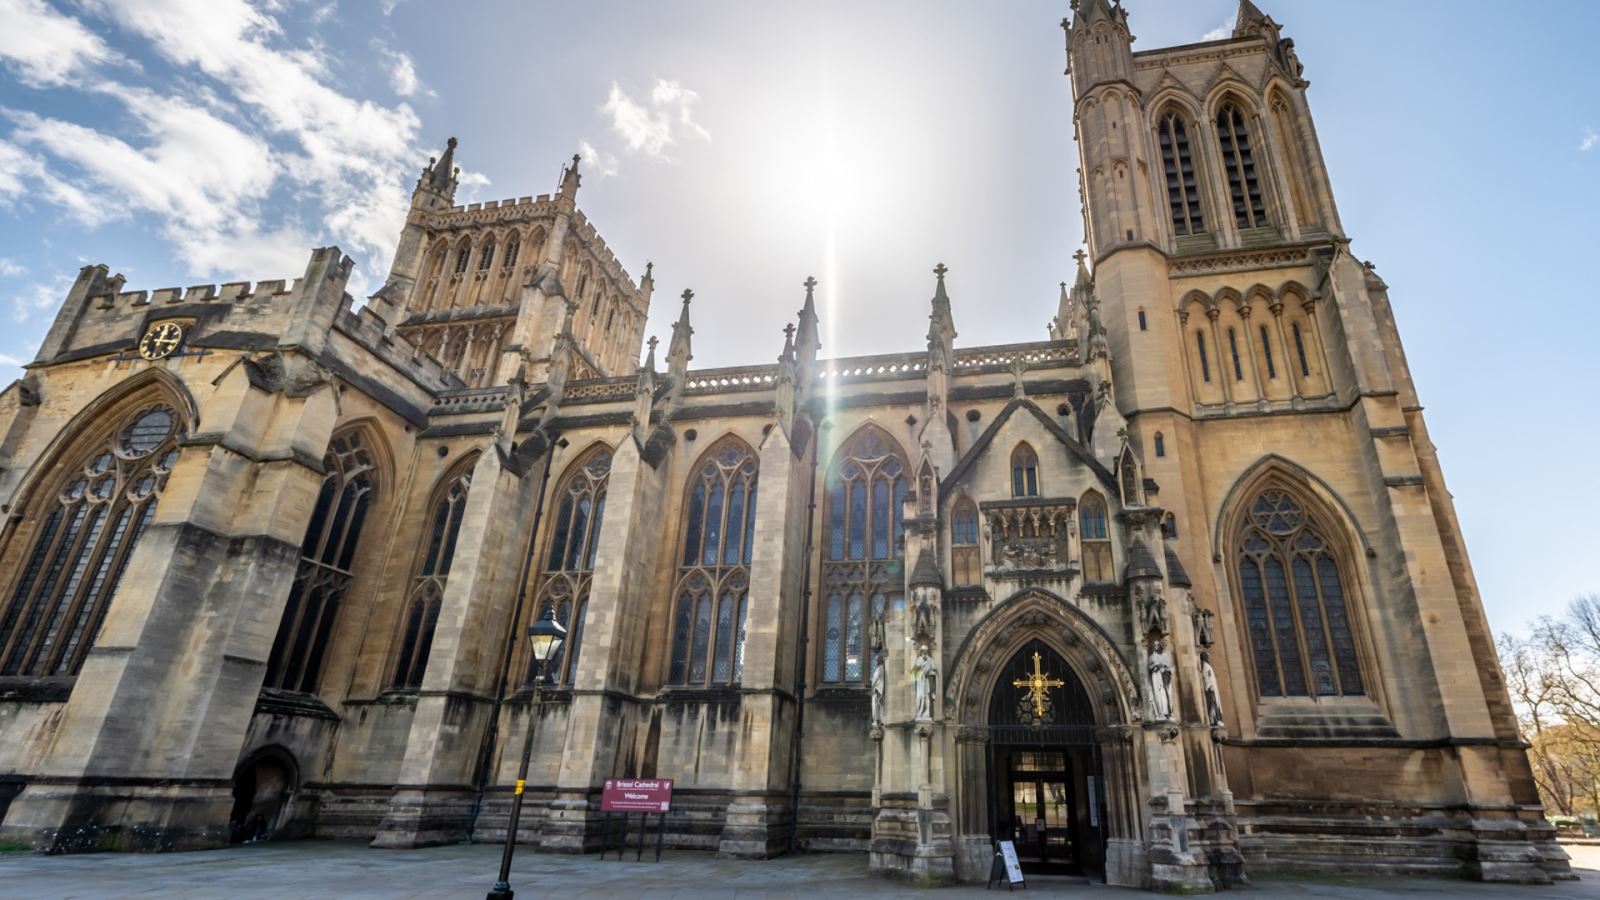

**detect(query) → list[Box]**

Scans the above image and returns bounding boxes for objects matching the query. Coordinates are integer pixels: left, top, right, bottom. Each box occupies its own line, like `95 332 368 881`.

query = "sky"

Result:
0 0 1596 638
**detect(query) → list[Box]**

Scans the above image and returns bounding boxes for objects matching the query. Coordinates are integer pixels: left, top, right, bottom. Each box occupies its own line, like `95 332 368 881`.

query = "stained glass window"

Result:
820 426 907 683
667 437 758 686
265 429 378 693
392 457 475 689
526 447 610 685
0 403 181 677
1235 488 1363 698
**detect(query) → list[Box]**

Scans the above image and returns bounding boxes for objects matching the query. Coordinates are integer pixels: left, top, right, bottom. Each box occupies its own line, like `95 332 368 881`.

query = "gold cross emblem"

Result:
1012 651 1065 719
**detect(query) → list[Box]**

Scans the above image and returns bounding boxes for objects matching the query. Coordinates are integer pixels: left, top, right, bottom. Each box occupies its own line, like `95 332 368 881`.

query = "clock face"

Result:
138 322 184 360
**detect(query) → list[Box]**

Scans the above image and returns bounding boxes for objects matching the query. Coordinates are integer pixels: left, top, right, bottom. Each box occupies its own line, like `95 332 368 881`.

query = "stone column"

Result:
717 424 809 858
371 445 548 848
0 356 338 852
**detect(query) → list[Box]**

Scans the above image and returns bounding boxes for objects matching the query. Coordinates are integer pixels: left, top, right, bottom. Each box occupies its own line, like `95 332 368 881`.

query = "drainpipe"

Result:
787 417 821 852
467 424 560 840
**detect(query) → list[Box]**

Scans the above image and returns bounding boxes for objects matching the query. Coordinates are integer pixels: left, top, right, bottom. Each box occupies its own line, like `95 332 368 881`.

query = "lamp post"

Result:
486 606 566 900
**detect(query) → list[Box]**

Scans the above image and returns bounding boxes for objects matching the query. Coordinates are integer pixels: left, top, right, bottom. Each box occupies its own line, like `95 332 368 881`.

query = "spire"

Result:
1233 0 1269 35
427 137 458 192
1073 248 1092 291
558 152 582 202
927 262 956 369
781 322 796 365
667 288 694 379
642 334 659 373
794 275 820 375
1070 0 1120 30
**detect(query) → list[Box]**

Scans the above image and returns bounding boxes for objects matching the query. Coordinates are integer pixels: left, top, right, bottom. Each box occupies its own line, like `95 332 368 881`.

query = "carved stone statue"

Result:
1194 607 1215 648
869 613 886 654
1279 38 1304 80
1147 639 1174 721
870 656 886 727
1199 650 1224 728
912 594 936 643
913 647 937 721
1138 585 1169 637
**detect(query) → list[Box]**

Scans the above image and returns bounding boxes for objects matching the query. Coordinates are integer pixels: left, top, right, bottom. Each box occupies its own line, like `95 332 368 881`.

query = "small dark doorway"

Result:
987 639 1105 879
228 750 296 844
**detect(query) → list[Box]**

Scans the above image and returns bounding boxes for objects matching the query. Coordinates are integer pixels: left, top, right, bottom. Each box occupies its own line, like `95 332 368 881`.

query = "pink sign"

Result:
601 778 673 813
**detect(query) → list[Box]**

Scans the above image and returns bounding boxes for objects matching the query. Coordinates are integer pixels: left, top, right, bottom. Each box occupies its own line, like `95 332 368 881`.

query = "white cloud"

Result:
0 0 120 87
379 46 428 98
0 258 26 277
380 0 400 14
1201 19 1233 42
1582 127 1598 152
61 0 425 278
579 139 618 178
0 351 24 366
601 78 711 160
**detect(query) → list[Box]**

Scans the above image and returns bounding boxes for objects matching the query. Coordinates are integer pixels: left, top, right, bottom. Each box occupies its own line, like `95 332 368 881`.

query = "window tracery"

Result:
525 447 611 686
668 437 758 686
264 429 378 694
1234 488 1363 698
1158 110 1205 236
0 403 182 677
392 457 475 690
1216 103 1268 230
820 426 908 684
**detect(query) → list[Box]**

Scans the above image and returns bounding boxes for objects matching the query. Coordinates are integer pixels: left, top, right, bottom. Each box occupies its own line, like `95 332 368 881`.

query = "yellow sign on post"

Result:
514 779 525 796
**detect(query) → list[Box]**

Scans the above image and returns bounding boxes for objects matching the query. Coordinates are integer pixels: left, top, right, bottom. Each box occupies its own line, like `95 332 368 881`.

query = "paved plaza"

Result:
3 842 1600 899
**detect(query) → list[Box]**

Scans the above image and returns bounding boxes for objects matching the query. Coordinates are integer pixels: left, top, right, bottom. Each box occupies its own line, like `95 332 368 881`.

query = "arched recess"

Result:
1213 288 1258 403
228 744 301 843
1277 281 1328 396
418 238 449 311
1263 83 1321 231
1242 284 1290 400
944 590 1144 872
1211 455 1384 707
0 374 194 677
1176 291 1222 406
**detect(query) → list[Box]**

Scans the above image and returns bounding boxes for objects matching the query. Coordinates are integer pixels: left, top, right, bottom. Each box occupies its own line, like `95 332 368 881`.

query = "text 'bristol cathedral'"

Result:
0 1 1569 890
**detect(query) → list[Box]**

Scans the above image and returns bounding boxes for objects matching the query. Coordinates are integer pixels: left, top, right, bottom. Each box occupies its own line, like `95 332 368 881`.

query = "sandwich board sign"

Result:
988 839 1026 890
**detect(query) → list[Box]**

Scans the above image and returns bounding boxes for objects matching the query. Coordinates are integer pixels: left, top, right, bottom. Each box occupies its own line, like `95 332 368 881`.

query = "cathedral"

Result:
0 1 1569 890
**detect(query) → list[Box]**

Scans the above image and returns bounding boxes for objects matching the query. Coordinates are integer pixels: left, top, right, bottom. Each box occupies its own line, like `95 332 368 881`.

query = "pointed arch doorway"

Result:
988 639 1104 878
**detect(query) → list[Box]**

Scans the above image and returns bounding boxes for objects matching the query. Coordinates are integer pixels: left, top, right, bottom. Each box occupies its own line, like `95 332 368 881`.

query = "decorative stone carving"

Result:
1147 639 1175 721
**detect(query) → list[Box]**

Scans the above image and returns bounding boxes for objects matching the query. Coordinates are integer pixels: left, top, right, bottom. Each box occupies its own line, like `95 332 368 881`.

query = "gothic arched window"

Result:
1154 432 1166 458
502 231 520 269
951 499 981 588
526 446 611 686
453 241 472 274
392 456 476 690
265 429 378 694
0 402 183 677
821 426 907 684
1235 488 1363 698
668 437 758 686
1216 103 1268 230
1079 491 1112 583
1161 512 1178 540
1158 110 1205 236
1011 444 1040 497
1195 330 1212 383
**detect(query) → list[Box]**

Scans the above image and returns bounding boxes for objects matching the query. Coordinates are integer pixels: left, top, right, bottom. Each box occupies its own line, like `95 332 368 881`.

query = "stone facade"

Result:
0 1 1570 890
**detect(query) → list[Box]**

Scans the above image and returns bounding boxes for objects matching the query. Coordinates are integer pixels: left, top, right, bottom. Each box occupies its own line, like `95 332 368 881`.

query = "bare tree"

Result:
1501 594 1600 818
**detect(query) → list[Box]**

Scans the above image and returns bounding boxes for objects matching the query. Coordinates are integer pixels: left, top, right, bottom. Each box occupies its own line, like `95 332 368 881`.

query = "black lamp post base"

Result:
486 881 514 900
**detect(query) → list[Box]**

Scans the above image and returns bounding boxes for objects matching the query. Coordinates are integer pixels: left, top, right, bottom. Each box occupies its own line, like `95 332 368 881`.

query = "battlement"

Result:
94 277 303 309
567 211 640 299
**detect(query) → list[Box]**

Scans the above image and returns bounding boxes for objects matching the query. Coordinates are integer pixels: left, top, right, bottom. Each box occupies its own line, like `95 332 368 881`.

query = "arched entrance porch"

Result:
945 591 1148 887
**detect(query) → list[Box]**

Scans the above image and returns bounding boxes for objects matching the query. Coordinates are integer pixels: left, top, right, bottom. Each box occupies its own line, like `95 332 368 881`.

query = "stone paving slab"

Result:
1 841 1598 899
